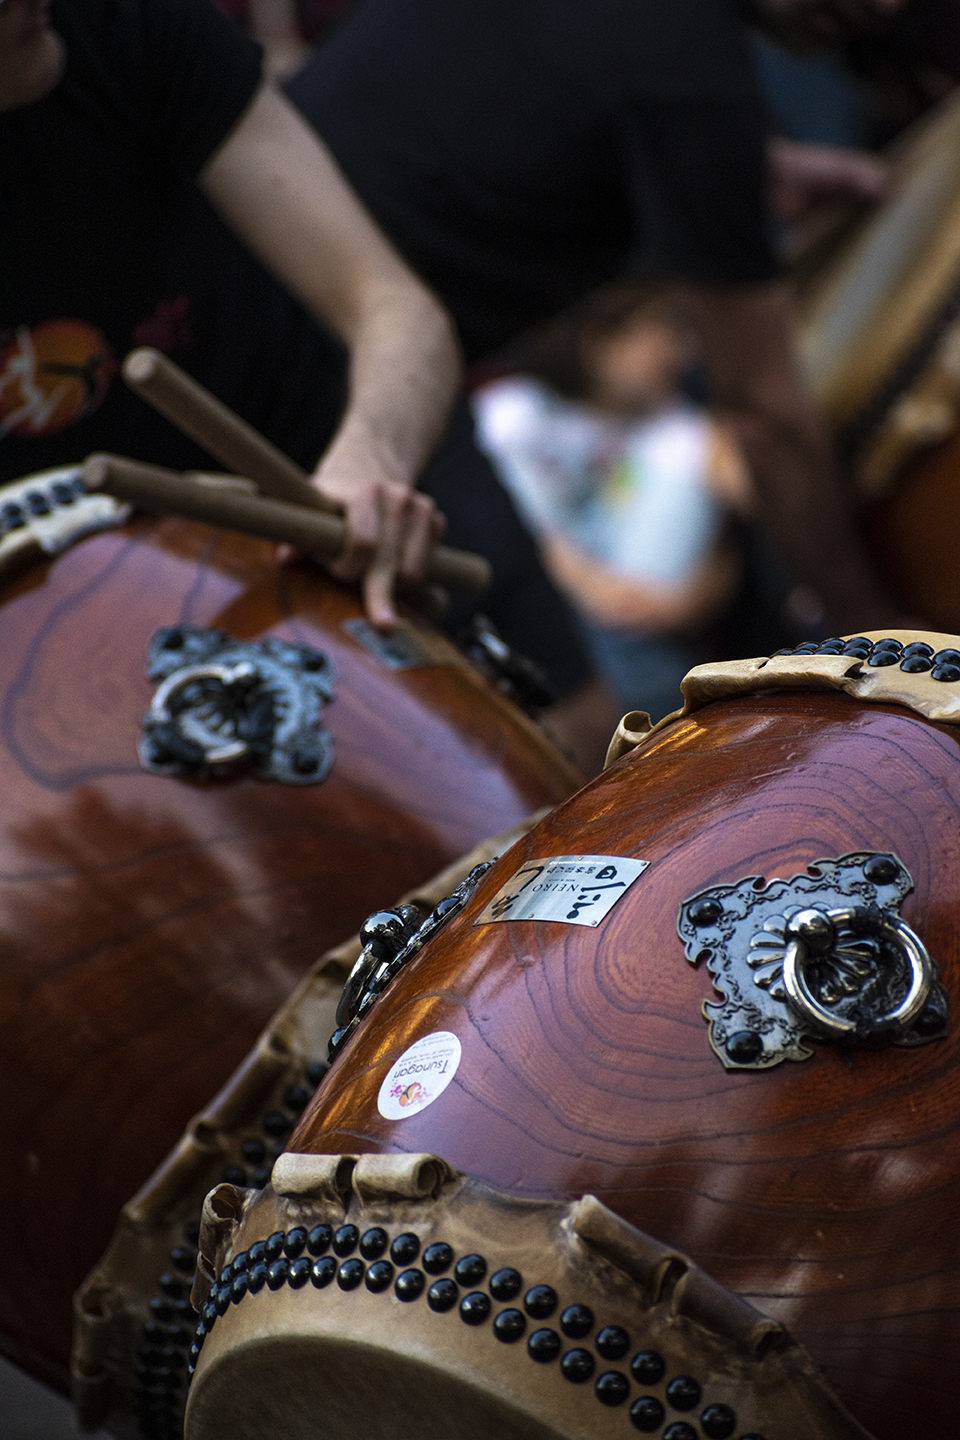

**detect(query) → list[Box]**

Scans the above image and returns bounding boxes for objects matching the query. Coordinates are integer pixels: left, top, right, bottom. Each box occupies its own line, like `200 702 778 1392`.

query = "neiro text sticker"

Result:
377 1031 462 1120
473 854 649 928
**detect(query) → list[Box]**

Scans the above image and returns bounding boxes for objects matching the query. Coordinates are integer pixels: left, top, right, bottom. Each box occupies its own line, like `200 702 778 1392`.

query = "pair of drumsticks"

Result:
81 348 490 597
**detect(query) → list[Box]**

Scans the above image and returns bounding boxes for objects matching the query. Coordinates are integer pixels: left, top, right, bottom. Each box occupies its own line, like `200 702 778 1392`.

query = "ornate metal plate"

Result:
678 852 949 1070
140 626 335 785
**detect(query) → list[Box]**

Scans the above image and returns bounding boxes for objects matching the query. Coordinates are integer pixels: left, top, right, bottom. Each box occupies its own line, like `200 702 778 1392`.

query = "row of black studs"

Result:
775 636 960 682
133 1058 330 1440
2 475 88 536
190 1225 765 1440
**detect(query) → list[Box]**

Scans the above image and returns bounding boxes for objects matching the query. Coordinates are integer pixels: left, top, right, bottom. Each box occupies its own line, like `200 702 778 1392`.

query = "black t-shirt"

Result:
0 0 344 482
287 0 779 362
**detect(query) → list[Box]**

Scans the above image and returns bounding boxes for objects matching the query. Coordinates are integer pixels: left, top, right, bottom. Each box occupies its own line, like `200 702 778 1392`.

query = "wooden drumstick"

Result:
122 348 336 511
81 453 492 595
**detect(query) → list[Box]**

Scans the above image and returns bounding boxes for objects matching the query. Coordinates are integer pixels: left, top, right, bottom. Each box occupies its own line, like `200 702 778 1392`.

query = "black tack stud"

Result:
725 1030 762 1064
144 1322 167 1343
306 1059 329 1087
310 1256 337 1289
700 1402 737 1439
231 1251 249 1275
284 1228 307 1259
794 642 818 654
841 639 871 656
267 1259 289 1290
915 1000 947 1037
365 1261 395 1293
173 1298 196 1319
488 1266 521 1299
246 1267 269 1301
242 1138 267 1165
333 1225 359 1257
932 663 960 682
359 1227 389 1260
688 897 721 927
265 1231 286 1262
248 1241 267 1266
148 1300 174 1322
934 648 960 666
423 1242 454 1274
459 1291 491 1325
252 1167 272 1190
395 1267 426 1301
200 1304 216 1327
169 1247 196 1275
815 639 844 654
283 1084 311 1114
261 1110 290 1138
527 1328 561 1362
863 855 898 884
427 1278 459 1312
595 1371 630 1407
230 1274 248 1304
662 1425 698 1440
220 1262 235 1286
390 1232 421 1265
595 1325 630 1360
902 641 935 658
560 1349 595 1383
288 1258 311 1290
493 1308 526 1343
221 1165 246 1186
307 1224 332 1257
666 1375 702 1411
867 650 899 667
901 654 933 673
523 1284 558 1319
337 1259 365 1291
158 1274 185 1299
631 1350 666 1385
560 1303 594 1338
454 1253 487 1285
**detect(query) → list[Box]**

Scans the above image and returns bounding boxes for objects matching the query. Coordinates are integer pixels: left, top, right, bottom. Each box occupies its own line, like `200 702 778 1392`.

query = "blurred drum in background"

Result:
796 87 960 628
0 469 578 1396
190 632 960 1440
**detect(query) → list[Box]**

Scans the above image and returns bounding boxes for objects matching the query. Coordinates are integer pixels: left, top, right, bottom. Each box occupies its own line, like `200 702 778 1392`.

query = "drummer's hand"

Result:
768 136 892 224
310 443 445 630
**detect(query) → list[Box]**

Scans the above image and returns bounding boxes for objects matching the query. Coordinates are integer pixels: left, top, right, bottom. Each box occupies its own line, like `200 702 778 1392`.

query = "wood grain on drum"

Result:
292 691 960 1440
0 517 577 1388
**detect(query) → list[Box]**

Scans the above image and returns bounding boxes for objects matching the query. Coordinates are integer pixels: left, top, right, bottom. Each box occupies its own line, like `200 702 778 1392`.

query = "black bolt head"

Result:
700 1402 737 1439
493 1307 526 1342
630 1397 665 1432
631 1349 666 1385
560 1303 594 1338
595 1371 630 1406
596 1325 630 1359
560 1348 595 1383
527 1327 561 1362
459 1291 491 1325
725 1030 762 1064
863 855 899 885
666 1374 702 1411
688 897 722 927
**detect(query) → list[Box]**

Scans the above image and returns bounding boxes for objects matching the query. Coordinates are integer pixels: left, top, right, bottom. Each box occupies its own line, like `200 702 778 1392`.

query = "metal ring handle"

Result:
781 905 932 1040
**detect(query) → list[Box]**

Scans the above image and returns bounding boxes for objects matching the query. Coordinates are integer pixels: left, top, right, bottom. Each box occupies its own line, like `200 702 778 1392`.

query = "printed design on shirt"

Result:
0 321 117 440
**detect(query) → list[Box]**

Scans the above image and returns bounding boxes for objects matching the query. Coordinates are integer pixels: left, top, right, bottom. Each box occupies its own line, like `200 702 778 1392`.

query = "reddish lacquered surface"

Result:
293 692 960 1438
0 517 577 1383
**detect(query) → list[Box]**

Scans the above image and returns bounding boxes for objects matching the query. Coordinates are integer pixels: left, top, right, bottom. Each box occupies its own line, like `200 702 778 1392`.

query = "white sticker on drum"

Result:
377 1031 462 1120
473 855 649 927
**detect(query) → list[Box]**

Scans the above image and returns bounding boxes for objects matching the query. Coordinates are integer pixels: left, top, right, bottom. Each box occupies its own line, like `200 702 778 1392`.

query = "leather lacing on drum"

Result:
189 1222 764 1440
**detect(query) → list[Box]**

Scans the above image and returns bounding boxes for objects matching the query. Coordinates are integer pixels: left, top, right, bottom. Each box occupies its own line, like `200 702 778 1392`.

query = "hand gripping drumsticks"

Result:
120 347 491 594
80 453 492 595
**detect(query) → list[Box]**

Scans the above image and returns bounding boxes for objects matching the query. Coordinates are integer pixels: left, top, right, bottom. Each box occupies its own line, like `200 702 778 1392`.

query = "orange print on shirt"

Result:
0 320 117 440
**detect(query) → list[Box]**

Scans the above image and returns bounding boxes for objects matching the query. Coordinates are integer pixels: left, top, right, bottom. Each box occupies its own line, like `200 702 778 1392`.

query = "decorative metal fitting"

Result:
140 626 335 784
678 852 949 1070
328 863 492 1061
458 614 554 716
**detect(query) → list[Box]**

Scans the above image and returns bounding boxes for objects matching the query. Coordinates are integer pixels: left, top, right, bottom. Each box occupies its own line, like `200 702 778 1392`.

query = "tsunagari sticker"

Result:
473 854 649 928
377 1031 462 1120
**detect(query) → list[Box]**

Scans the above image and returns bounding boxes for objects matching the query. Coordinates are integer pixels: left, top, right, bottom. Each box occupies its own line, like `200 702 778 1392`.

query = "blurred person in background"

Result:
474 284 752 722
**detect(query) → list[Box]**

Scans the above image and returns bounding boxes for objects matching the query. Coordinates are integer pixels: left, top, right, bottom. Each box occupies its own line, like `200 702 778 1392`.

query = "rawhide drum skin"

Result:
222 631 960 1440
0 483 578 1390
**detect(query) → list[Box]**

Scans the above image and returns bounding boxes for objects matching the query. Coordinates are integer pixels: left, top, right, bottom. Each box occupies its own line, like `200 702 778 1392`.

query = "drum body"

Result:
190 635 960 1440
0 507 578 1387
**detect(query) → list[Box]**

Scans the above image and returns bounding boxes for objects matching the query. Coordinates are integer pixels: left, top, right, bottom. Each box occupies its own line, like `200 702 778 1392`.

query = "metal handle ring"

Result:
781 905 932 1041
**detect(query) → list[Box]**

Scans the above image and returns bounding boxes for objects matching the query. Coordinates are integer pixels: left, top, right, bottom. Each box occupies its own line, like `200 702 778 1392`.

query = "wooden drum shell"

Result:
290 689 960 1439
0 515 578 1386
